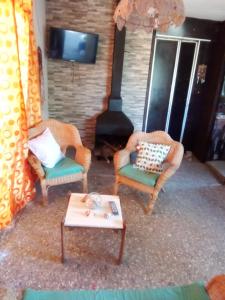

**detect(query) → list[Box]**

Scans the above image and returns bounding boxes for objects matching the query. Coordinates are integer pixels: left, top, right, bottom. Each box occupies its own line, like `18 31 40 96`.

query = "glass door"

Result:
146 39 178 132
145 36 200 144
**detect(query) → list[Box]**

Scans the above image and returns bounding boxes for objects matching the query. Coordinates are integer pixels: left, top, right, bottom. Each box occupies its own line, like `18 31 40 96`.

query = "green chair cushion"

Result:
119 164 159 187
23 282 210 300
43 157 84 180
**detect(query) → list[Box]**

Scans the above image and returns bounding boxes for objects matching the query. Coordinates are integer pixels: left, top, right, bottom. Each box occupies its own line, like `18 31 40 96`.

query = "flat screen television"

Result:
48 27 99 64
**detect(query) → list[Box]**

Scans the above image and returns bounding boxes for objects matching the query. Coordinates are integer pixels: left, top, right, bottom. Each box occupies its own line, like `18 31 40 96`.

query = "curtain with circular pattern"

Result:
0 0 41 229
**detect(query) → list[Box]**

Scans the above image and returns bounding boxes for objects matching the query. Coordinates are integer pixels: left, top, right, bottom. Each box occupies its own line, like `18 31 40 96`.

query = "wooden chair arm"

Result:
75 145 91 172
166 142 184 168
28 153 45 179
154 162 178 192
114 149 130 172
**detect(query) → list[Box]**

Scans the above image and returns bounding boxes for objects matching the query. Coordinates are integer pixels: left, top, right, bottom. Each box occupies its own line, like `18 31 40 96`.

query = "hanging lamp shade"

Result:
113 0 185 33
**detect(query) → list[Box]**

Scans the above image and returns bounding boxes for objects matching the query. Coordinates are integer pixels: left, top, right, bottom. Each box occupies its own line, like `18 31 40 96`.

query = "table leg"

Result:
61 220 65 263
117 222 126 265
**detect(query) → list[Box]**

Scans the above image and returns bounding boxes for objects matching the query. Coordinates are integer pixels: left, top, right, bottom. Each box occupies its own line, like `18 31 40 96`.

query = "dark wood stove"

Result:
95 27 134 161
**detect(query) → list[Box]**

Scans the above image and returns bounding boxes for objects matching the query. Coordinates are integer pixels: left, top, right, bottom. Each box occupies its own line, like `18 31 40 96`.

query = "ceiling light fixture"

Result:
113 0 185 33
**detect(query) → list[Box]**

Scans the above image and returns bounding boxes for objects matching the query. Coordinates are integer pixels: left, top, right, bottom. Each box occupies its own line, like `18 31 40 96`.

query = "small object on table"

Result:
104 212 111 219
109 201 119 215
84 209 91 217
81 192 102 210
81 194 88 203
86 198 96 209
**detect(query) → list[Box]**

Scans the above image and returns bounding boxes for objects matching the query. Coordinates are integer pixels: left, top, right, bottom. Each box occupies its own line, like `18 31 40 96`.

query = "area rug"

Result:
23 282 210 300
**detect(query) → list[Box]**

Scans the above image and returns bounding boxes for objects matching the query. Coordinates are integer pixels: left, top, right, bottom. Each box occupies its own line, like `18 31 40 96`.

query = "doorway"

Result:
144 35 210 147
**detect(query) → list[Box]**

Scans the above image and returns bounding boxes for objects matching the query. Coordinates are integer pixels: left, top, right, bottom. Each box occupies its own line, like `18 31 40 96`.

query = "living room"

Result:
1 0 225 299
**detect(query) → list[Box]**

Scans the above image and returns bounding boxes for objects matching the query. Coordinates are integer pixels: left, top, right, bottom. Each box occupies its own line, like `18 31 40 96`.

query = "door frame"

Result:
143 34 211 142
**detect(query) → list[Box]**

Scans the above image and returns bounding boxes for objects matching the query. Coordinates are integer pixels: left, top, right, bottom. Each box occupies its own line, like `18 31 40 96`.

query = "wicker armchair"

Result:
28 119 91 204
114 131 184 214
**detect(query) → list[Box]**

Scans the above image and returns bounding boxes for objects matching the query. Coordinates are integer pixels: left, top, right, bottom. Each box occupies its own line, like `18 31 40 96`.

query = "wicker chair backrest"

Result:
126 131 183 166
28 119 82 151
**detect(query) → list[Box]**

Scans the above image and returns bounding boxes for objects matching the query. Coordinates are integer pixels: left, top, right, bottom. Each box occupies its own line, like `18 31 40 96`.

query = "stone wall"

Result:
46 0 116 148
46 0 152 148
121 30 152 132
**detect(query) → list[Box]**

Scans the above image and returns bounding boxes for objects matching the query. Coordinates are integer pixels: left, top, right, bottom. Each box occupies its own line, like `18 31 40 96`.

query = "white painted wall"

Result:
33 0 48 118
184 0 225 21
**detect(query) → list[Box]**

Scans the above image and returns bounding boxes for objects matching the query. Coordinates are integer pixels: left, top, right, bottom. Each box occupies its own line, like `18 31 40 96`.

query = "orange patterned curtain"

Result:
0 0 41 229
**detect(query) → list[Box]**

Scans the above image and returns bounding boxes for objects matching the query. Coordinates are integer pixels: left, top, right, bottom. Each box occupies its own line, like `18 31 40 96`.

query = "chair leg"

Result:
145 191 158 215
83 174 88 193
114 177 119 195
41 181 48 205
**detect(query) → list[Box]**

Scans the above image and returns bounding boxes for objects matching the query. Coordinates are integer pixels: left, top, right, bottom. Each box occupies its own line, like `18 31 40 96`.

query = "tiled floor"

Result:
0 157 225 299
206 160 225 184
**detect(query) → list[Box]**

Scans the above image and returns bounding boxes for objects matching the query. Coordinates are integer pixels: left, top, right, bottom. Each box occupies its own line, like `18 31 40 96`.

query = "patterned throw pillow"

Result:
135 141 170 174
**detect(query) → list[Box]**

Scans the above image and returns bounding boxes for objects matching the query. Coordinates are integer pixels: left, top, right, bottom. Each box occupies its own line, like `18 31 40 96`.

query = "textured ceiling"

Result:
184 0 225 21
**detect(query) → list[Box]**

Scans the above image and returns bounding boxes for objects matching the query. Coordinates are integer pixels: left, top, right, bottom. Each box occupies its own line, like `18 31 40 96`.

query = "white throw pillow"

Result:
28 128 64 168
135 141 170 174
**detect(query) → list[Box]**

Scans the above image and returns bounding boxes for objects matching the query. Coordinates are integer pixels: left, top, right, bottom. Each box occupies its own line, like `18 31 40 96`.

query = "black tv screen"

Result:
48 27 99 64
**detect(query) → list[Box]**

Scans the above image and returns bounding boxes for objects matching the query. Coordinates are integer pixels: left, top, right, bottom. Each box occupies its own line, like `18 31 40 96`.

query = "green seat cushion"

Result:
23 282 210 300
119 164 159 187
43 157 84 180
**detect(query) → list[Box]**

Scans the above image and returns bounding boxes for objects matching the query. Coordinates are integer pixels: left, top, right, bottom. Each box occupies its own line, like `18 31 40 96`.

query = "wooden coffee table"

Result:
61 193 126 264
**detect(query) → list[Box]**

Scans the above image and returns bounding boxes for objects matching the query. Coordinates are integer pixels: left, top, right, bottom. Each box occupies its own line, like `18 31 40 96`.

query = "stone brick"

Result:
121 30 152 132
46 0 153 148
